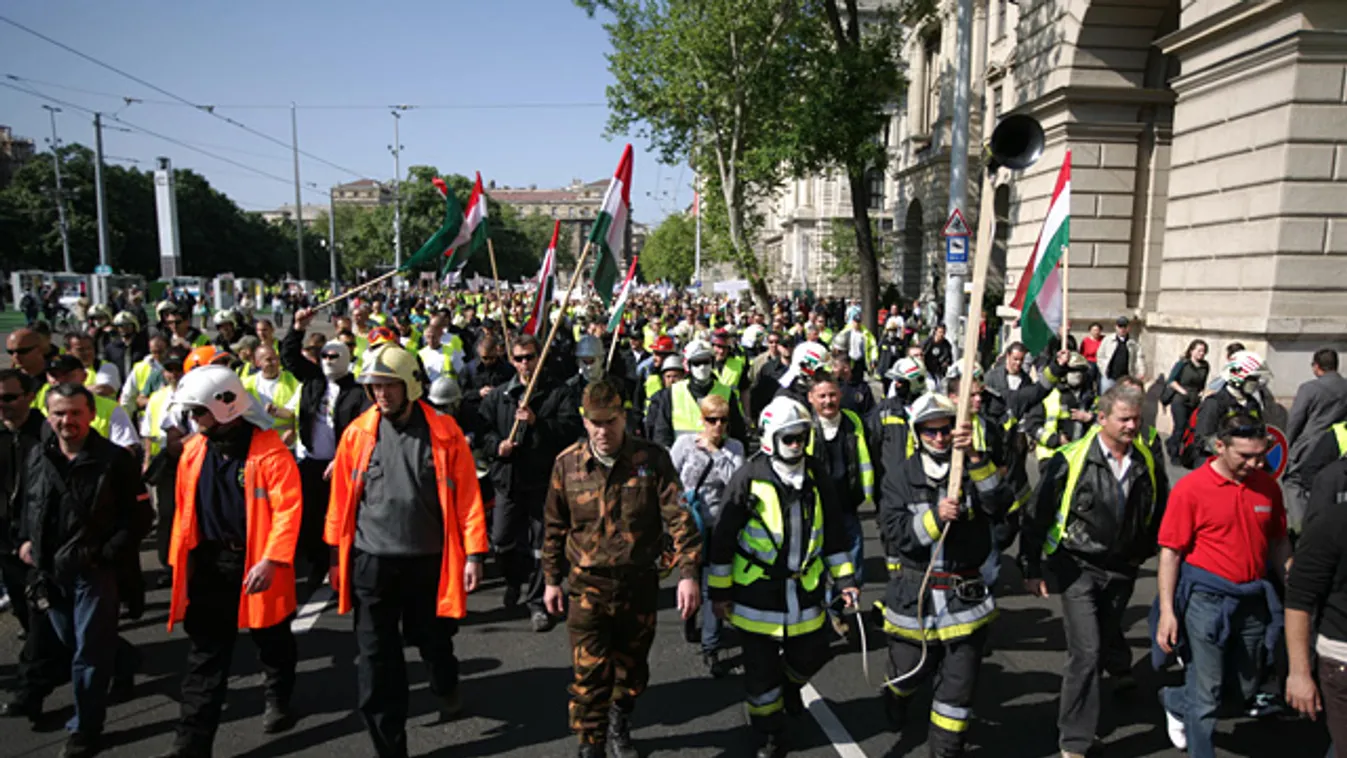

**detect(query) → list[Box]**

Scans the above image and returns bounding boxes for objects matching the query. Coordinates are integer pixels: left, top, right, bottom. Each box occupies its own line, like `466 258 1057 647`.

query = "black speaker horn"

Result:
987 114 1045 172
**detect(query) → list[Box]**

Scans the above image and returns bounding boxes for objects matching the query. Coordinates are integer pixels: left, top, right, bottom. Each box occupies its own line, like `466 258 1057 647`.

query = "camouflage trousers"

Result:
566 567 659 743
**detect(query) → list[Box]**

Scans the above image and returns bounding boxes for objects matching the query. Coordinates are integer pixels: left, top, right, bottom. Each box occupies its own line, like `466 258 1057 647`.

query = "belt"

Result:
919 569 982 592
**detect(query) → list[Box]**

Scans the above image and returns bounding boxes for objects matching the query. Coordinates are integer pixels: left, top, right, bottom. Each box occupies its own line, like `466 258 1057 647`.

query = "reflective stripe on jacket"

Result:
325 401 487 618
1044 425 1157 555
167 427 302 631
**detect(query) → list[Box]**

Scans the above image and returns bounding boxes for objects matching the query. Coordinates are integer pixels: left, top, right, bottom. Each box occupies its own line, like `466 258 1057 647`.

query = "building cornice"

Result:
1167 29 1347 96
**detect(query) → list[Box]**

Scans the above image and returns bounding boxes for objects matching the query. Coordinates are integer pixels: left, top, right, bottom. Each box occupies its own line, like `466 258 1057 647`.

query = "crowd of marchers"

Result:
2 282 1347 758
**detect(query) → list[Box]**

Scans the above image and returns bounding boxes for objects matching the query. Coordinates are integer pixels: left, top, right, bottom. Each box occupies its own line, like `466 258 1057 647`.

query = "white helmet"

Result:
427 375 463 413
213 309 238 328
779 341 829 388
908 392 957 427
684 339 714 384
683 339 713 363
172 364 271 429
758 396 812 459
887 357 928 394
1223 350 1269 385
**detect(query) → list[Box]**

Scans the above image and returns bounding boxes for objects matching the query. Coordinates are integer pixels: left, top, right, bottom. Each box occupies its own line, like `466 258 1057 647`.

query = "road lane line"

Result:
291 585 334 633
801 683 868 758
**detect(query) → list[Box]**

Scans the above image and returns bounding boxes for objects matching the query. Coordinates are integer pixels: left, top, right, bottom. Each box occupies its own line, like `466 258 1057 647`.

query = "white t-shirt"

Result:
106 406 141 450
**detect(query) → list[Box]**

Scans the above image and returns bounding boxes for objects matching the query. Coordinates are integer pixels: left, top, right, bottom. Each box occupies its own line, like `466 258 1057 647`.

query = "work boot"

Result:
755 732 786 758
531 610 555 632
58 731 102 758
577 741 605 758
702 649 727 679
607 704 639 758
262 700 296 733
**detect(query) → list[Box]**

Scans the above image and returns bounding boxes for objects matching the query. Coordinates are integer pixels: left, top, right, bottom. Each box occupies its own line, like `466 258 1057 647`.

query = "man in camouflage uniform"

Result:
542 378 702 758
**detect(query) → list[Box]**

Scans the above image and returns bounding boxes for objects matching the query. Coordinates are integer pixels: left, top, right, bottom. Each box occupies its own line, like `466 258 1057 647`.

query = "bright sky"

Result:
0 2 686 225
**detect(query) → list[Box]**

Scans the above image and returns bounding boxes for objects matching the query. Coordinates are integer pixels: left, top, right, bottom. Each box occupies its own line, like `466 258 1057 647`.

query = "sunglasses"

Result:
164 318 182 325
512 353 538 362
0 392 24 403
703 416 728 425
919 424 955 438
187 406 211 418
320 352 342 360
779 432 808 447
7 345 36 356
688 358 712 368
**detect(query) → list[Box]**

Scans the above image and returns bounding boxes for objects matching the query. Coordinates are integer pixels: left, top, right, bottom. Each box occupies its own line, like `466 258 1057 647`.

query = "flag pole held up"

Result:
311 269 400 312
487 237 514 359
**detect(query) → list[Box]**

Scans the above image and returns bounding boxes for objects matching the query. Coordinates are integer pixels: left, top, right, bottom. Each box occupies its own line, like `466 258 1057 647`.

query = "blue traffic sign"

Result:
94 264 113 276
945 236 968 264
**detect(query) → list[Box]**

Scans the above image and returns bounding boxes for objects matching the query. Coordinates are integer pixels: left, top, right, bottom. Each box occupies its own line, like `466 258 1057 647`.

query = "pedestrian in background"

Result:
1162 339 1209 466
1283 348 1347 534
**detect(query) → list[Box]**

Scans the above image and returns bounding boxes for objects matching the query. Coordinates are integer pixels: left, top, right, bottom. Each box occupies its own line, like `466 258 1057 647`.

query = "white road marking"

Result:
291 585 334 633
801 682 869 758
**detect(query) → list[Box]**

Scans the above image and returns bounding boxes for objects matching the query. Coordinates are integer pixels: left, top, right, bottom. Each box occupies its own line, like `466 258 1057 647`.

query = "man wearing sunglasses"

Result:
480 333 580 632
6 328 49 398
709 395 857 758
161 306 211 351
282 308 368 589
648 340 746 449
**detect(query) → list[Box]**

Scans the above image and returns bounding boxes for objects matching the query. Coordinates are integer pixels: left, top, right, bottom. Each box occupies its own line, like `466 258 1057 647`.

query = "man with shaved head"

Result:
6 328 47 382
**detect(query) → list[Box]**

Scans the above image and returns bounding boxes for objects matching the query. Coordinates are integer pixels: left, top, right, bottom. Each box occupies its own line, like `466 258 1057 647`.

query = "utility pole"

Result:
328 186 339 292
291 103 305 281
92 113 111 304
693 172 701 287
389 110 403 271
42 105 72 273
944 0 974 356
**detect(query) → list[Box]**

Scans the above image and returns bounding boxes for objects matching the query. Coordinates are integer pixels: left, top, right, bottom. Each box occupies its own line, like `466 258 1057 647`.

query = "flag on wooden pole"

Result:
588 144 632 307
399 176 462 272
443 172 489 271
1011 150 1071 354
606 255 639 334
523 220 560 336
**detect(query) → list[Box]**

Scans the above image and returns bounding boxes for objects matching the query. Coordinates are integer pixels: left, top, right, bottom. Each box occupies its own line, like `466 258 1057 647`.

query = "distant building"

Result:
331 178 390 207
488 178 637 261
0 125 36 189
259 204 329 228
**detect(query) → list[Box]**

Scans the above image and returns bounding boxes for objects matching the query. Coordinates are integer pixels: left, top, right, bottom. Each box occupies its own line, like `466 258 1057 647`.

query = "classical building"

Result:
258 204 329 228
763 0 1347 394
0 125 36 189
331 178 390 207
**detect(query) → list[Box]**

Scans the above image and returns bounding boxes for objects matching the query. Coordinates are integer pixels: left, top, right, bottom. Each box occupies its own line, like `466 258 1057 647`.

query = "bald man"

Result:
6 329 47 381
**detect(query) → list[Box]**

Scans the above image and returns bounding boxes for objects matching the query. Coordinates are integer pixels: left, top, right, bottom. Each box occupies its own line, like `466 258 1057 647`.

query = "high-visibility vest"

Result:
717 355 746 389
1034 389 1076 460
144 385 174 457
243 372 301 439
1334 421 1347 457
806 410 874 504
130 357 162 399
644 373 664 411
671 380 732 440
420 335 464 380
88 394 118 440
1044 426 1156 556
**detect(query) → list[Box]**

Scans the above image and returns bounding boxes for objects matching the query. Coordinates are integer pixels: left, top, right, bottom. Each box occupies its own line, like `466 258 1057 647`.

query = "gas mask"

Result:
579 360 603 383
690 363 714 384
321 341 352 381
773 430 806 464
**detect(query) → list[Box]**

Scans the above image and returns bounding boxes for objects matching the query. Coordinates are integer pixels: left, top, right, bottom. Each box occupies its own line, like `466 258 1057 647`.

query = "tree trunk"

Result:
847 168 881 335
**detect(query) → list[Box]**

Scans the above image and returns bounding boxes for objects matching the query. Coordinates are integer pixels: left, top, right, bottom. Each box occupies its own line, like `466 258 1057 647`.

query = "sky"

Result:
0 1 688 224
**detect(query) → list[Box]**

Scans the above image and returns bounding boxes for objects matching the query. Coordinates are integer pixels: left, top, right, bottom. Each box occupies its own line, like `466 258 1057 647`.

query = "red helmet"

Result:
367 326 399 347
710 328 733 348
652 335 676 354
184 345 231 373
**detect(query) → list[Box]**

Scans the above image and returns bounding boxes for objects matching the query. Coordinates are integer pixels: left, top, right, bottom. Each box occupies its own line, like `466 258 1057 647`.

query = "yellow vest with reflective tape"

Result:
131 357 161 397
1034 389 1073 459
144 385 174 457
671 380 732 439
881 412 918 459
89 393 117 440
1044 425 1156 555
644 373 664 411
242 371 300 438
806 410 874 504
726 480 830 637
717 355 745 389
1334 421 1347 456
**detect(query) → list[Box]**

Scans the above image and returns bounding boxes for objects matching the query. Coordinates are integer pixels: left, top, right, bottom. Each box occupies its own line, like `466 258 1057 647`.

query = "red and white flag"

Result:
523 220 559 336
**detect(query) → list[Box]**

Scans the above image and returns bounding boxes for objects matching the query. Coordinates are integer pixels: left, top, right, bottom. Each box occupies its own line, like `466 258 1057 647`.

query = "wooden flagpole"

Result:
605 314 622 371
312 268 400 312
487 238 514 359
508 240 594 442
1060 245 1070 351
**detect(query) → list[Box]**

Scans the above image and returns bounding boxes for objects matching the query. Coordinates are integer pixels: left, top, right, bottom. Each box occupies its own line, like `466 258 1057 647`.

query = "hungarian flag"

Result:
606 255 639 334
399 176 462 272
523 220 560 336
588 144 632 307
1011 150 1071 353
443 172 489 271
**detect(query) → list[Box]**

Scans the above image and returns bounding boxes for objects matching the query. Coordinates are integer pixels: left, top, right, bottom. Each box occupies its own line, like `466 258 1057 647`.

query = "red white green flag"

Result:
588 144 632 307
1011 150 1071 353
401 177 462 273
606 255 639 334
523 220 559 336
443 172 489 271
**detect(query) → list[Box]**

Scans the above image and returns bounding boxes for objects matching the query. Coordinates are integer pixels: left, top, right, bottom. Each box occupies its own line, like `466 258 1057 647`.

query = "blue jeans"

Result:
827 512 864 615
1161 590 1267 758
47 566 120 734
699 571 722 653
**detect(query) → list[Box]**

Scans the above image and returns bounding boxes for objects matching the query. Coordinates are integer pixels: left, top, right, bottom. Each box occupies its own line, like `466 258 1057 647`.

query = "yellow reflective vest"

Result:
1043 426 1157 556
242 371 301 440
671 380 732 440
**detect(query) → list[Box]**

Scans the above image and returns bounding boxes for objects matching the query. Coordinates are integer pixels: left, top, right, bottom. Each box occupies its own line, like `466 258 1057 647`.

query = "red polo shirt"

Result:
1158 461 1286 584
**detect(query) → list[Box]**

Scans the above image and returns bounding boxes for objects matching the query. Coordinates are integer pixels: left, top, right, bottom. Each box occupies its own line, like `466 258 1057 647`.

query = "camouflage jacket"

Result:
542 435 702 586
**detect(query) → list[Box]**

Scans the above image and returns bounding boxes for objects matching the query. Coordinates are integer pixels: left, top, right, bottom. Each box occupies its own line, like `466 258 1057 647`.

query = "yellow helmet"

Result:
356 344 424 403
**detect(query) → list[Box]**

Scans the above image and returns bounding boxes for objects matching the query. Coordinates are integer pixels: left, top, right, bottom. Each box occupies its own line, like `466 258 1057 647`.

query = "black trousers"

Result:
740 628 831 735
886 627 989 758
297 457 333 581
1051 553 1135 755
0 550 32 632
154 471 178 570
492 491 545 612
352 551 459 758
1167 396 1194 461
175 544 297 752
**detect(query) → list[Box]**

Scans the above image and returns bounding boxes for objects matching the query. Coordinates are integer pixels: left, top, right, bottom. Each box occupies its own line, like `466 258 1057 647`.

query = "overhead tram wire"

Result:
0 80 329 199
0 15 379 181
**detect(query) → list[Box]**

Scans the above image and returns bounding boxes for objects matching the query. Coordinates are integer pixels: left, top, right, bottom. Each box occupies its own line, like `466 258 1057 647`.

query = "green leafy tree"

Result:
639 213 697 284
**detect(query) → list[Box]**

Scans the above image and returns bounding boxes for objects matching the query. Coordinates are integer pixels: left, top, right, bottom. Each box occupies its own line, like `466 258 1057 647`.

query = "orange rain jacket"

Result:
167 427 303 631
325 401 487 618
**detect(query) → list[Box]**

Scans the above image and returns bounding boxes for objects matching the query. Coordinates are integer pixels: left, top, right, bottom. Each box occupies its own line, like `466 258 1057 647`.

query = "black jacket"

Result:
1020 433 1169 579
21 431 152 586
1 413 47 550
479 375 580 499
280 328 368 457
102 332 149 383
1193 387 1263 461
460 356 516 425
1287 458 1347 641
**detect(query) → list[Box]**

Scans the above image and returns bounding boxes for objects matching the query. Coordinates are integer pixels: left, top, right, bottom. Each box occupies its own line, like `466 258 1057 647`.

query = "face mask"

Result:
321 341 351 380
690 364 714 383
580 361 603 383
1066 372 1085 388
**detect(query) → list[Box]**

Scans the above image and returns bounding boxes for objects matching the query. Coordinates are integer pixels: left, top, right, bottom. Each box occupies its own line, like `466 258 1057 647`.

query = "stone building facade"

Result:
764 0 1347 394
331 178 391 208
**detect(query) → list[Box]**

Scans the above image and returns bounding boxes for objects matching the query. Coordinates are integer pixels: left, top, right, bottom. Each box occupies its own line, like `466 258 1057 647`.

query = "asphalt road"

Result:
0 318 1330 757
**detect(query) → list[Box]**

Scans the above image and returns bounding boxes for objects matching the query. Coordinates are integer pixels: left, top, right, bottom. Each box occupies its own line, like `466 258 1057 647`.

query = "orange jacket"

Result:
167 427 303 632
325 401 487 618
